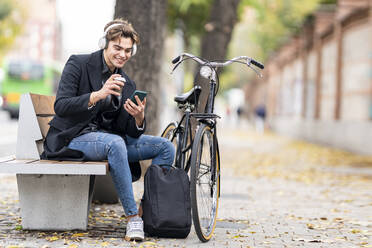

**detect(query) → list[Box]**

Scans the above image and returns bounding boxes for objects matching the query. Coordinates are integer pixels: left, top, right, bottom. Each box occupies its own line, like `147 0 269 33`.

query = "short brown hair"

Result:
104 18 140 47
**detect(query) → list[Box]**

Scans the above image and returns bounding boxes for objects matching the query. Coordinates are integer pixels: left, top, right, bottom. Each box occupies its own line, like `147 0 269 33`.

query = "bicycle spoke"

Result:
197 184 214 230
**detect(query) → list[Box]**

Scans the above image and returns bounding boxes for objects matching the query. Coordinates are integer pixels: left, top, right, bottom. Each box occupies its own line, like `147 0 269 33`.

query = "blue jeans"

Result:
68 132 175 216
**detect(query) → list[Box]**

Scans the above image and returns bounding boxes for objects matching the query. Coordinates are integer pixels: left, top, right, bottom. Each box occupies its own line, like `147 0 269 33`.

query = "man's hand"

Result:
89 74 124 105
124 96 146 127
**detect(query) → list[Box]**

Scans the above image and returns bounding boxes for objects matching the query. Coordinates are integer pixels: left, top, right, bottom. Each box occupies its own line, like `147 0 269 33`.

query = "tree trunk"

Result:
114 0 167 135
195 0 241 113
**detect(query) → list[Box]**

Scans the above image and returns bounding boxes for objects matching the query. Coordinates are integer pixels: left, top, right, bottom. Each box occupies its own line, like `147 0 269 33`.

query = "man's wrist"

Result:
135 117 145 130
88 92 98 107
135 118 144 127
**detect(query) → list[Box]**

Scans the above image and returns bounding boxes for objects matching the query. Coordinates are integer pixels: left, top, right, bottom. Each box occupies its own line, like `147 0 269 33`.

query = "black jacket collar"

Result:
87 50 104 92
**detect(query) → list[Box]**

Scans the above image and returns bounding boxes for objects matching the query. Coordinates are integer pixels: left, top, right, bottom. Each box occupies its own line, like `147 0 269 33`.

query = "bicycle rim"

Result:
161 122 189 169
161 122 179 167
190 124 220 242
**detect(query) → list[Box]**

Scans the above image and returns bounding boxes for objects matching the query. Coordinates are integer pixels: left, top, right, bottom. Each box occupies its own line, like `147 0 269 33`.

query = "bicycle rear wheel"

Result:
190 124 220 242
161 122 183 168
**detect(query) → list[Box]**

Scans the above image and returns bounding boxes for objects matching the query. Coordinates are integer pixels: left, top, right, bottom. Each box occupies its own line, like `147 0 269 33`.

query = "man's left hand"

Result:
124 96 146 127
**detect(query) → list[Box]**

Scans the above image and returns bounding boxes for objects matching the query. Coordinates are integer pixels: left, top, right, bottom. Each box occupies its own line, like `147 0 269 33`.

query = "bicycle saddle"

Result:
174 85 202 105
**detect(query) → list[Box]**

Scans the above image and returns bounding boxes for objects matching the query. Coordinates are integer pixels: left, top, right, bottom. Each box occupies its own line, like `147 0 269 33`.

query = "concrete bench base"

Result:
17 174 92 230
0 157 108 230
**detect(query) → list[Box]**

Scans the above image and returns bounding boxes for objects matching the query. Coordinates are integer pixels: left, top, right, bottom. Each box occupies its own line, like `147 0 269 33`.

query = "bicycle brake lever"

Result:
246 59 263 78
251 65 263 78
171 58 184 74
171 62 181 74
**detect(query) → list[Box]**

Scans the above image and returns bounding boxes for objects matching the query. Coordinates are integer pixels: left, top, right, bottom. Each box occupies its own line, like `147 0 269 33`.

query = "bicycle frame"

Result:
171 78 220 174
176 110 193 171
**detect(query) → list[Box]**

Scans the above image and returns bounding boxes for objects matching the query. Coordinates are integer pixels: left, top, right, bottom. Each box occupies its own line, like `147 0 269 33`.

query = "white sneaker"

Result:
125 216 144 241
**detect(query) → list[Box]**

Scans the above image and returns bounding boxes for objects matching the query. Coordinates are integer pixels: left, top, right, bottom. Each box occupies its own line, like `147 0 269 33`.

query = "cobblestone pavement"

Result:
0 121 371 247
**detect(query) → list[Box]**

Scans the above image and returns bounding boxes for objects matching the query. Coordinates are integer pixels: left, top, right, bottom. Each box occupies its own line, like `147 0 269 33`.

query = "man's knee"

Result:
108 136 127 153
160 137 175 158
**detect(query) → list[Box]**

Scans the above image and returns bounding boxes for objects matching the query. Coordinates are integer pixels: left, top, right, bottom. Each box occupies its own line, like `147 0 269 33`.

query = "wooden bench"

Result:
0 93 116 230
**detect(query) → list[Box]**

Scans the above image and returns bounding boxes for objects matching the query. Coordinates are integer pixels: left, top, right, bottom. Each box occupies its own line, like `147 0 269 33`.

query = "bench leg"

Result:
93 173 119 204
17 174 91 230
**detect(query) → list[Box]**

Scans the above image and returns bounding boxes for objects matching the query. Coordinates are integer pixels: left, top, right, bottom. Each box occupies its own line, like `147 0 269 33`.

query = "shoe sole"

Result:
124 235 144 242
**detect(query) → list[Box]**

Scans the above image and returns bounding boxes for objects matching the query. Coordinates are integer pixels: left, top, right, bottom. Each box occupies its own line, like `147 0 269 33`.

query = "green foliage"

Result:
0 0 11 20
168 0 252 50
0 0 24 59
167 0 213 47
240 0 321 60
320 0 336 4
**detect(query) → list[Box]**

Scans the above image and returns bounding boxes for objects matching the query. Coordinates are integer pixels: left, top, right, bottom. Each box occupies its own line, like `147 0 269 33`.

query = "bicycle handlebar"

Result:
172 52 264 69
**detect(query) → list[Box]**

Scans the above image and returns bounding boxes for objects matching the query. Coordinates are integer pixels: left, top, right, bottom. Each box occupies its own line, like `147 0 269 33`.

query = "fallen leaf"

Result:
139 241 158 248
100 242 109 247
71 233 87 238
45 236 60 242
307 223 314 229
15 225 22 230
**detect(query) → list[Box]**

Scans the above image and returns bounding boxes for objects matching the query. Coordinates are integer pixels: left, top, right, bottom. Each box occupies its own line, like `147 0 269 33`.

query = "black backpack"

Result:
142 164 191 238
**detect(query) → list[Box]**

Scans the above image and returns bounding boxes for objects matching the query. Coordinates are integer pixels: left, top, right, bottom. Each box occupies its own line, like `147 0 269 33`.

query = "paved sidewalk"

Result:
0 122 371 247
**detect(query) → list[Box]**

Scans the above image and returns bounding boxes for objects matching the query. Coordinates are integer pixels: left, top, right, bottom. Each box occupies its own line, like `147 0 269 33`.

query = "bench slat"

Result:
30 94 55 115
5 159 38 164
0 155 16 163
37 116 54 138
0 159 108 175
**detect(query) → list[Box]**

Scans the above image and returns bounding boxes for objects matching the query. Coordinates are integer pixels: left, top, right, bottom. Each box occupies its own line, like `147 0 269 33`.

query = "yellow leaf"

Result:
351 229 361 234
69 245 78 248
100 242 109 247
307 223 314 229
46 236 59 241
72 233 87 238
139 242 158 248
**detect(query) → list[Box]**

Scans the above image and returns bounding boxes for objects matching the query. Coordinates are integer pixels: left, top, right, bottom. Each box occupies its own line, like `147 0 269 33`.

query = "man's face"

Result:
104 37 134 70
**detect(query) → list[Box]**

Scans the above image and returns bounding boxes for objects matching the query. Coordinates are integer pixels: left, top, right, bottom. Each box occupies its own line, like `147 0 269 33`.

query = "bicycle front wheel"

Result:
190 124 220 242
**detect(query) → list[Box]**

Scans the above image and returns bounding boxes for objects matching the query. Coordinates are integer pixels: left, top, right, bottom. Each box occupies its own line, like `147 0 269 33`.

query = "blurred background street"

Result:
0 0 372 247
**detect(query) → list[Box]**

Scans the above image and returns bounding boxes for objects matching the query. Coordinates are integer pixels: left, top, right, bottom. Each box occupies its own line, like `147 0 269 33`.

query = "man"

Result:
42 19 175 241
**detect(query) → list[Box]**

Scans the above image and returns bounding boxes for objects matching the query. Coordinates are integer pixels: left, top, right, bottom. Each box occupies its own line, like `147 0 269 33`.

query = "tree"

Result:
114 0 167 135
167 0 212 52
0 0 24 59
195 0 241 112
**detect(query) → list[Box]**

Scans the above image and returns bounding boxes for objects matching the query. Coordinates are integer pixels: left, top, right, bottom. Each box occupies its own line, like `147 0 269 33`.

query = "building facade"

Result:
6 0 62 62
252 0 372 154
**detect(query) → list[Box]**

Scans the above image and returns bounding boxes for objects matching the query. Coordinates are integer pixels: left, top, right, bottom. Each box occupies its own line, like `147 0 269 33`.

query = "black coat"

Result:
42 49 145 181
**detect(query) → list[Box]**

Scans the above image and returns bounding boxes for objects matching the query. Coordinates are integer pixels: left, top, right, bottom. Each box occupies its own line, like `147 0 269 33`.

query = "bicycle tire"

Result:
161 122 183 168
190 123 220 242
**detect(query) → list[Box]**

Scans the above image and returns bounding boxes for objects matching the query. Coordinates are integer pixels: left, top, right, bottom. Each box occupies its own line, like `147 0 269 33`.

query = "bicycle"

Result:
161 53 264 242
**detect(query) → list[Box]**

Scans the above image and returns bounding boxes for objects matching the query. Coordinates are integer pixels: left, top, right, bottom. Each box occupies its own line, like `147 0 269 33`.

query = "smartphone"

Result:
129 90 147 105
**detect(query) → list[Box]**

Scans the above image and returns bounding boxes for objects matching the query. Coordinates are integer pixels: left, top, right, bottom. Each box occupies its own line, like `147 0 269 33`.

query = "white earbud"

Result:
98 23 137 56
